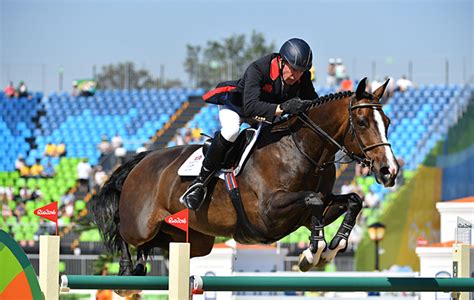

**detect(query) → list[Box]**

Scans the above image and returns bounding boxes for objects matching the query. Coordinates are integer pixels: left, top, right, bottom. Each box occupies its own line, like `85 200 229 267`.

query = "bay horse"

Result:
89 77 399 276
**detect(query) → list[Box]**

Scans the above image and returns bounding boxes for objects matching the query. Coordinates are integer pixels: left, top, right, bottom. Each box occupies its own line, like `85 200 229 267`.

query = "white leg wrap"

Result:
321 238 347 262
302 239 327 266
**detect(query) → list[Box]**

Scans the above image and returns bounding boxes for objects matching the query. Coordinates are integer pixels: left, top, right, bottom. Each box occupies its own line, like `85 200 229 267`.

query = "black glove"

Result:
280 97 313 115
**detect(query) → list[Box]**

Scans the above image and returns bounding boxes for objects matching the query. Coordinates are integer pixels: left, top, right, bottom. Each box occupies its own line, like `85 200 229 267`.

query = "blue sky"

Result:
1 0 472 92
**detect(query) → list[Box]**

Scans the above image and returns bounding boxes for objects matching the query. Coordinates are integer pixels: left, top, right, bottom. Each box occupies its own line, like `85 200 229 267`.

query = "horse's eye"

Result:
357 118 368 127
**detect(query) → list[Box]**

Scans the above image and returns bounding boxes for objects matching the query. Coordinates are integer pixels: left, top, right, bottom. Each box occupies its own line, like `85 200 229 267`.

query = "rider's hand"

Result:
280 97 313 115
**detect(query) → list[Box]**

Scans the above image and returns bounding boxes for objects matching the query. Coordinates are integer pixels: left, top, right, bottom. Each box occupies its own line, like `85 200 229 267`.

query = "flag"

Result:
34 202 58 235
165 209 189 242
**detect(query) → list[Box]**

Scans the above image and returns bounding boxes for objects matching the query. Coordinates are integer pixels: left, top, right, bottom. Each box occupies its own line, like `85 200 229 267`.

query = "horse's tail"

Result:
88 151 151 252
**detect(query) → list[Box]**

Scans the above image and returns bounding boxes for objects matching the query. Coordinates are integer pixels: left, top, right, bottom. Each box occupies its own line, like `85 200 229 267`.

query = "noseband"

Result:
291 96 392 171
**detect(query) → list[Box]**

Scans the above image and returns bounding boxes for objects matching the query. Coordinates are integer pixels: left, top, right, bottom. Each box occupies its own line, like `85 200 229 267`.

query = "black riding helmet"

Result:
279 38 313 71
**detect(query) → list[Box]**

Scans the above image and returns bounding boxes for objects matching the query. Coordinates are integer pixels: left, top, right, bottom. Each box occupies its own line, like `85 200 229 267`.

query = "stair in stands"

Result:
151 96 206 149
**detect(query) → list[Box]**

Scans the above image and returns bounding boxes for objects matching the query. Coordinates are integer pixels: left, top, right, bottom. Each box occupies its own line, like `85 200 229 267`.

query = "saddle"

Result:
177 124 262 179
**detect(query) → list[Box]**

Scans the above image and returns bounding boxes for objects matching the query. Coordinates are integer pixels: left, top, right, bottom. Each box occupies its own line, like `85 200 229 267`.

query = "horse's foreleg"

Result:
298 192 326 272
319 193 363 265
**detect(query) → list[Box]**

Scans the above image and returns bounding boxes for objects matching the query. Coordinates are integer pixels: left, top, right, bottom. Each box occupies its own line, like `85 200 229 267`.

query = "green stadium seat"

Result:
25 201 36 213
9 172 20 180
27 178 38 189
15 178 26 188
19 215 30 225
74 200 86 212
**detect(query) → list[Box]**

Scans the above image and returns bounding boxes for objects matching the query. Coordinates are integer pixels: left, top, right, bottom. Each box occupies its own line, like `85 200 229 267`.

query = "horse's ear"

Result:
373 78 390 102
355 77 367 100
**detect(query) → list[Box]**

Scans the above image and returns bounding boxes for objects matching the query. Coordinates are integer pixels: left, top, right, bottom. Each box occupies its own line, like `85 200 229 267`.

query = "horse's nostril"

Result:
380 167 392 183
380 166 391 176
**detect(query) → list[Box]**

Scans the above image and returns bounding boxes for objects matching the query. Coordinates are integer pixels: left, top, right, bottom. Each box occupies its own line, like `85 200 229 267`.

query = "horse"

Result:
89 77 399 277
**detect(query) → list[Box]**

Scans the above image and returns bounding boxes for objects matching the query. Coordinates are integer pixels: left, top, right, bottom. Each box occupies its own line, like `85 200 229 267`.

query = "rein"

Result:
289 96 391 172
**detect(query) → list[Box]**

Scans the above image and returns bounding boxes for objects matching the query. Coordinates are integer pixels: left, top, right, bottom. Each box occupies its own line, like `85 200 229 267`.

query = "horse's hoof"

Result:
132 263 147 276
298 249 315 272
298 253 313 272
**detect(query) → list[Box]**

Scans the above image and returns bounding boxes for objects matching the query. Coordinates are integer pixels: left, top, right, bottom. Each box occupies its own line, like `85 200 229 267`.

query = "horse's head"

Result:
344 77 399 187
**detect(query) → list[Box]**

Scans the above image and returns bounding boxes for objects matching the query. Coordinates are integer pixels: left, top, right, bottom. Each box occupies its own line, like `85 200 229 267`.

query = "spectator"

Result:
364 187 380 209
0 186 14 201
31 186 43 200
396 75 413 92
1 198 13 221
3 81 15 98
19 163 31 178
191 124 202 143
43 161 56 178
16 81 31 99
71 81 80 97
77 159 92 193
173 129 184 146
94 166 107 188
183 128 192 144
114 146 127 166
14 202 26 218
60 188 75 206
111 133 123 149
97 135 113 159
334 58 347 86
30 158 45 178
44 142 57 157
56 141 67 157
339 76 353 91
19 185 32 202
15 156 26 171
326 58 336 87
370 78 382 92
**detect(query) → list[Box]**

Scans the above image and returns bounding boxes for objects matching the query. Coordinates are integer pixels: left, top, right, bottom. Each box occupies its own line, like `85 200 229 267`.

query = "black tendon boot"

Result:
180 132 233 210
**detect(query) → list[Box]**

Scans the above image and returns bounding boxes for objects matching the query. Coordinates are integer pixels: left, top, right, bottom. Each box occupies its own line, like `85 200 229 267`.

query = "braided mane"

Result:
310 90 354 108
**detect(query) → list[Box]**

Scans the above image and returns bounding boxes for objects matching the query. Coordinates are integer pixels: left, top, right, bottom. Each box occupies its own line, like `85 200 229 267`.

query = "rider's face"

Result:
281 62 304 85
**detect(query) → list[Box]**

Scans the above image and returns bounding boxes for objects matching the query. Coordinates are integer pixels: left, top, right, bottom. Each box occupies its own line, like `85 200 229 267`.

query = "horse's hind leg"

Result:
132 248 149 276
118 240 133 276
319 192 363 266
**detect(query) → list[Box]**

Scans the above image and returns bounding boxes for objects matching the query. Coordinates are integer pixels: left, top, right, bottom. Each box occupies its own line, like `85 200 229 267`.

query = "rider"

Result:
181 38 319 210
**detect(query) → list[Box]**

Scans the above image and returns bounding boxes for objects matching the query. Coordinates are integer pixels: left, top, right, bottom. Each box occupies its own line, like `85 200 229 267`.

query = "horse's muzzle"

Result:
374 163 399 187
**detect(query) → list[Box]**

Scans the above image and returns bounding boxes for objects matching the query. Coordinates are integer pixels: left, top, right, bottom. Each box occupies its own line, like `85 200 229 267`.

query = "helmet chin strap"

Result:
279 57 286 87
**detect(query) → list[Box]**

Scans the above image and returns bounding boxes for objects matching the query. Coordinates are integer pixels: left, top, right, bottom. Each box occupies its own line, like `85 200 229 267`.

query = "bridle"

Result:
290 96 392 172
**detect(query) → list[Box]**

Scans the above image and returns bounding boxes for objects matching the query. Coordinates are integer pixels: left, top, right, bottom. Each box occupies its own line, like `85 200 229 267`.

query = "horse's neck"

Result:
292 98 350 167
253 99 350 174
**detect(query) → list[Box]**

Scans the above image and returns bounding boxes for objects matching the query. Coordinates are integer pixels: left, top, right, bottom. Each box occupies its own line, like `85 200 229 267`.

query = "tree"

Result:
183 31 276 89
96 62 182 90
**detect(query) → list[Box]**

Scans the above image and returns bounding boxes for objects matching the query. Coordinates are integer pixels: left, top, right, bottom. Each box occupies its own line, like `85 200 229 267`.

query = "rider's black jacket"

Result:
203 53 318 122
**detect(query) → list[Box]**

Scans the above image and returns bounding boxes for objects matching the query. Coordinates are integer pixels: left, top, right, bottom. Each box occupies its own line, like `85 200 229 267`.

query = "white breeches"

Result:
218 105 241 143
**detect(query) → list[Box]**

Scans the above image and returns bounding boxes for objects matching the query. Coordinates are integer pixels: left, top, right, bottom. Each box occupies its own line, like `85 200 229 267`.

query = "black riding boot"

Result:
180 132 233 210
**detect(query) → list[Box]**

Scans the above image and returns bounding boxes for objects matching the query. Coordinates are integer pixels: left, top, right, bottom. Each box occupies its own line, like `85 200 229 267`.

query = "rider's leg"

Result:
181 106 240 210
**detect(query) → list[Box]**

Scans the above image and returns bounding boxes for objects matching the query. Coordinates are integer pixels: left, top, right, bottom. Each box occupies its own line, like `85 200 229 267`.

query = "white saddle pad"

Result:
178 124 262 180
